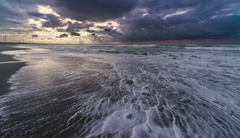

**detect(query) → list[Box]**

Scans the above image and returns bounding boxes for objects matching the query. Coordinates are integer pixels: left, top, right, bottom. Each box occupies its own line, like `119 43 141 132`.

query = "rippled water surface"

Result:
0 44 240 138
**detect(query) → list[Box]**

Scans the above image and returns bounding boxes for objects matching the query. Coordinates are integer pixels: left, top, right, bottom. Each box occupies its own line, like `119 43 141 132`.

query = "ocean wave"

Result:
0 44 240 137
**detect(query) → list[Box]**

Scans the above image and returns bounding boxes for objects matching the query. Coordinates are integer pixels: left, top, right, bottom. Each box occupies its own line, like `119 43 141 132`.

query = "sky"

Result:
0 0 240 44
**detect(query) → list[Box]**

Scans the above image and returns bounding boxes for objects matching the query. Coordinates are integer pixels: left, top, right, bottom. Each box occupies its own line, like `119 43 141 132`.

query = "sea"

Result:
0 44 240 138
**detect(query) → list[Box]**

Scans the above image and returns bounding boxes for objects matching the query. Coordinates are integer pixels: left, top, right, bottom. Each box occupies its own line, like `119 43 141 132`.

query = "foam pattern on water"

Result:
0 44 240 138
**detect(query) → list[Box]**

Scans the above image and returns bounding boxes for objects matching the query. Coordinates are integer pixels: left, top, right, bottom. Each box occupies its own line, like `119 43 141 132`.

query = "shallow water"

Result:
0 44 240 138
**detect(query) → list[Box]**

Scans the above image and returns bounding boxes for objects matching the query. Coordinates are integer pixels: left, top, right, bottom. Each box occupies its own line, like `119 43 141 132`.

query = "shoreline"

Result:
0 44 28 96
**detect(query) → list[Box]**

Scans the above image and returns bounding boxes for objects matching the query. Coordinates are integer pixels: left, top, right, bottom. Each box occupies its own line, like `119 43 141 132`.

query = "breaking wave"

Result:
0 44 240 137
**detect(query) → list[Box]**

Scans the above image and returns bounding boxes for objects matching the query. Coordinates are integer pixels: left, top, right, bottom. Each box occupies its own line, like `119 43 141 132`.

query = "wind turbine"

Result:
4 35 8 42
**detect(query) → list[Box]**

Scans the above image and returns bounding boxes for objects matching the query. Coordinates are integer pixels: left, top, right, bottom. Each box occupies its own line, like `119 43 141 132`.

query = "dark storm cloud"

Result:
97 26 105 30
104 28 112 32
50 0 139 22
28 11 67 28
70 32 80 36
116 15 240 41
86 30 95 33
86 29 97 36
65 21 94 32
57 28 65 32
1 0 240 42
59 33 68 38
28 12 67 28
112 0 240 41
5 0 48 5
42 14 66 28
32 35 38 38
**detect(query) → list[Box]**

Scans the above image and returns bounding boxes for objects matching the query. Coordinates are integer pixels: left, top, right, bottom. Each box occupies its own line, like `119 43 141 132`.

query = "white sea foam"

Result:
0 44 240 137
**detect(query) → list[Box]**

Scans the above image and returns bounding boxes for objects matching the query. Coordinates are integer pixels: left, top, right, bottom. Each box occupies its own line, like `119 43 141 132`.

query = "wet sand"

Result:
0 44 27 96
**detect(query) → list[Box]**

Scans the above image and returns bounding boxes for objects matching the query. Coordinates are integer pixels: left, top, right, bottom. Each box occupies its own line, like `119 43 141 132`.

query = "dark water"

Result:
0 44 240 138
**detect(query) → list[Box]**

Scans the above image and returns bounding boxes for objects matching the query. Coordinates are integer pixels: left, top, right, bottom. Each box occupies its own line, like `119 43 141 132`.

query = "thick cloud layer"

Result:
70 32 80 36
59 33 68 38
1 0 240 43
51 0 139 22
28 12 67 28
108 0 240 41
65 22 94 32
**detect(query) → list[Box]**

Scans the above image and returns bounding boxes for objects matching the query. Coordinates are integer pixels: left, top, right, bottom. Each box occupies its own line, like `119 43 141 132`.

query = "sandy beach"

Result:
0 43 27 96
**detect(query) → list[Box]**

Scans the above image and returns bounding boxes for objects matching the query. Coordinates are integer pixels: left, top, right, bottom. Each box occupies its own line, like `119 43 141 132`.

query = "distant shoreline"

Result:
0 44 28 96
1 42 240 45
0 42 29 44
